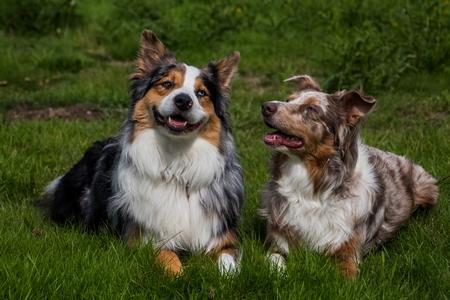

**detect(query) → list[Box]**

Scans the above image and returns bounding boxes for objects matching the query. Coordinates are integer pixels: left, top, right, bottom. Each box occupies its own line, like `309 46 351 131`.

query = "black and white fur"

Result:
40 30 243 275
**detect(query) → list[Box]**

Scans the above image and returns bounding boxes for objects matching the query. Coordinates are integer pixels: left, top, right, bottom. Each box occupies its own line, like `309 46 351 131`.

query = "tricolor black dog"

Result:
40 30 244 276
260 75 438 277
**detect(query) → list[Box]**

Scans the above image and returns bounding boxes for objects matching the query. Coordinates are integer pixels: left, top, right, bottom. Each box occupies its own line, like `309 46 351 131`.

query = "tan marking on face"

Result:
269 103 323 151
131 66 186 141
303 97 320 106
195 78 221 147
270 124 335 193
267 98 336 192
302 135 336 192
155 249 183 277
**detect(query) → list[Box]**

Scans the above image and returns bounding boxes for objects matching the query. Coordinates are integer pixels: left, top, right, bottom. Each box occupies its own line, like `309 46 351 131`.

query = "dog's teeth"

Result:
168 117 187 127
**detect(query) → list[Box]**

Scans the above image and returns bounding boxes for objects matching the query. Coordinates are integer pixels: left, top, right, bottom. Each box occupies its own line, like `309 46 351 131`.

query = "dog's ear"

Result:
284 75 321 92
208 51 240 90
134 30 174 78
340 91 376 125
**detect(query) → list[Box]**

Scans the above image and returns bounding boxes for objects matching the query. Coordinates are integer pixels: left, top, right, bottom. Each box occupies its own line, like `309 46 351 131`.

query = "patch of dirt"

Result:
5 104 107 121
425 111 448 122
394 106 449 122
32 228 44 238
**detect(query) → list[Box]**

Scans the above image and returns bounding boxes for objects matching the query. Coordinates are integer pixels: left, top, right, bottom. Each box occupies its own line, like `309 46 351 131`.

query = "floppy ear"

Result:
134 30 174 78
284 75 321 91
208 51 240 90
341 91 376 125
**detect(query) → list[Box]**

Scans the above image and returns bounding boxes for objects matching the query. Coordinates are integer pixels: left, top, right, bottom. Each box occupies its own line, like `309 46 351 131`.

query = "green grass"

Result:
1 1 449 299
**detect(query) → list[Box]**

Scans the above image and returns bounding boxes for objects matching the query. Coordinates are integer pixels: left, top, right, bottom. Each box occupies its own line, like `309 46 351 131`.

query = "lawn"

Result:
1 0 449 299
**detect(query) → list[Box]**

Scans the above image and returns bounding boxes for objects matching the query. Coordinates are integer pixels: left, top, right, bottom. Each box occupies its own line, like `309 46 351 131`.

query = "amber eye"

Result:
161 81 174 89
196 89 207 97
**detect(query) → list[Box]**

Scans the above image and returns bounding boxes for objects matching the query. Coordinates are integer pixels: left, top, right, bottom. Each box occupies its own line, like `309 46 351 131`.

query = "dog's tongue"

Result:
264 132 284 146
264 132 303 148
168 116 188 130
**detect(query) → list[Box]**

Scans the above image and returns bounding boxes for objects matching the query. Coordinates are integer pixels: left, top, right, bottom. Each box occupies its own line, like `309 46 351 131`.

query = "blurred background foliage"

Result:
1 2 449 298
0 0 448 95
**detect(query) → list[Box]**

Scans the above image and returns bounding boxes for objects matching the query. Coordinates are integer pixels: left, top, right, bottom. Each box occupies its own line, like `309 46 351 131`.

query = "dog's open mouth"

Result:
153 108 202 133
264 131 304 148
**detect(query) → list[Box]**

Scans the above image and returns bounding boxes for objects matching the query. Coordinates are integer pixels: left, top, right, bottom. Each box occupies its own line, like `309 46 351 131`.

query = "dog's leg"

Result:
123 223 143 248
267 236 289 272
330 231 362 279
122 224 182 276
210 231 240 275
155 249 183 277
266 230 290 272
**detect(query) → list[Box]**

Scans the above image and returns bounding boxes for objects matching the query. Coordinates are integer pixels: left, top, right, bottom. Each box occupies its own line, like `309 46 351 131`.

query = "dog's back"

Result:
40 137 119 229
364 146 438 249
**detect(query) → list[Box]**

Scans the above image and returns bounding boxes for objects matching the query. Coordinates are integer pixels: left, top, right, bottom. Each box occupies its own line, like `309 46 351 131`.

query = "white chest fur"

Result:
276 146 377 252
112 129 224 251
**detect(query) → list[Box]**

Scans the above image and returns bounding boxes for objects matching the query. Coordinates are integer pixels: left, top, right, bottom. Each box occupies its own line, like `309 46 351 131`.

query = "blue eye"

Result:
196 90 207 97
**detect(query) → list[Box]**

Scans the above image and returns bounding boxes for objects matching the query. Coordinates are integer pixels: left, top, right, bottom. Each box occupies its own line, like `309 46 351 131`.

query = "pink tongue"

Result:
263 132 303 148
264 133 284 146
168 117 187 129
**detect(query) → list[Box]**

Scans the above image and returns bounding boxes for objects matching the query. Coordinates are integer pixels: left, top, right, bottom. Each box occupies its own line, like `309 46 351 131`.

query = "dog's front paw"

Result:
217 253 239 275
268 253 286 272
155 249 183 277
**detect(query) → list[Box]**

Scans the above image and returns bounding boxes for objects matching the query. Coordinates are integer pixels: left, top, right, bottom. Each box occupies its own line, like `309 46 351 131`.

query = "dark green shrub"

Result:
317 0 450 92
0 0 82 34
95 0 258 60
391 1 450 72
321 24 416 92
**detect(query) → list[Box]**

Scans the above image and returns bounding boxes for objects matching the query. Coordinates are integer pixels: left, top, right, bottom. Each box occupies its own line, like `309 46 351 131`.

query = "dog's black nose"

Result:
174 93 193 111
262 102 278 117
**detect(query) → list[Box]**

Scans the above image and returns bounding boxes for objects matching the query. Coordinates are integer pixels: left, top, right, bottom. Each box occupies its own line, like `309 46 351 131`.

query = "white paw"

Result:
218 253 239 275
268 253 286 272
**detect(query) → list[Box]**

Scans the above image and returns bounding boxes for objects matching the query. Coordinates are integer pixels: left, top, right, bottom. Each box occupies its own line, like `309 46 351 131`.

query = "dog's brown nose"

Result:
262 102 278 117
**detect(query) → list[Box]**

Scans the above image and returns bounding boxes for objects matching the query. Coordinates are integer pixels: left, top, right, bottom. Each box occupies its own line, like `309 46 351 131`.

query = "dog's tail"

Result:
39 139 112 224
413 165 439 209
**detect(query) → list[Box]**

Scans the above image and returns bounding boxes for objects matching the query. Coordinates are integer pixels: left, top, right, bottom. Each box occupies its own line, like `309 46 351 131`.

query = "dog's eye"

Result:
161 81 174 89
305 105 318 114
196 89 207 97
